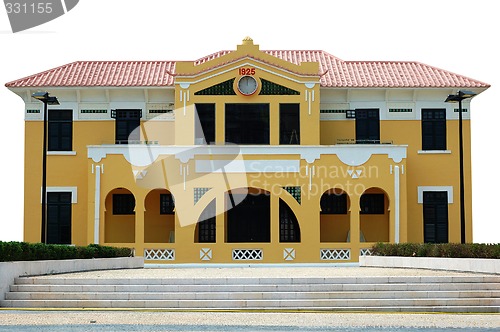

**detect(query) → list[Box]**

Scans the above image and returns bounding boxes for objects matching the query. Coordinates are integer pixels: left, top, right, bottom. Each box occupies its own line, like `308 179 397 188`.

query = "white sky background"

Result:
0 0 498 243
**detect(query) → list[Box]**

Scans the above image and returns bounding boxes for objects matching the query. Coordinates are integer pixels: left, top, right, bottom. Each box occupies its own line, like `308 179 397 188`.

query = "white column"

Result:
94 165 101 244
394 165 400 243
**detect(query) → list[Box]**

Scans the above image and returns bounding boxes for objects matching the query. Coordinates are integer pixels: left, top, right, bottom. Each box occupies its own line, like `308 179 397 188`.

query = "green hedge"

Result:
0 242 133 262
371 242 500 259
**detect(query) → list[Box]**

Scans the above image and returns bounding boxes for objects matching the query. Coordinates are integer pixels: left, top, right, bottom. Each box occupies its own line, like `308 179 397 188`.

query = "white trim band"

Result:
42 187 78 203
417 186 453 204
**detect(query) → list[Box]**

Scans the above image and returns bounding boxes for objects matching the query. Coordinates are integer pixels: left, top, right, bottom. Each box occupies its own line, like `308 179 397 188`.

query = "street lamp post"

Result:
32 92 59 244
445 90 476 244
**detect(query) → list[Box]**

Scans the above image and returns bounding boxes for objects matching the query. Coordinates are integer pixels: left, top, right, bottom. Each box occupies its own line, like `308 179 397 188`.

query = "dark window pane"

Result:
360 194 385 214
48 110 72 151
280 104 300 144
198 200 216 243
160 194 175 215
320 193 347 214
225 104 269 144
355 109 380 144
114 109 141 144
195 104 216 144
113 194 135 215
279 199 301 242
421 109 446 150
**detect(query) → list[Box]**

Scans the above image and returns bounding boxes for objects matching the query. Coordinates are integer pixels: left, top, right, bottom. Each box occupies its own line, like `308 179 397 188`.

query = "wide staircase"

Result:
2 274 500 312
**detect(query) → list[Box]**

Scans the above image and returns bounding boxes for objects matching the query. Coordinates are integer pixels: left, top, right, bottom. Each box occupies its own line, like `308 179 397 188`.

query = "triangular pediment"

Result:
174 37 320 83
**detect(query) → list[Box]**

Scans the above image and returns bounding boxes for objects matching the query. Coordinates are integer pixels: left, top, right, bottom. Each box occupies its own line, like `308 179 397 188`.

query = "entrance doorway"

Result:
423 191 449 243
226 189 270 243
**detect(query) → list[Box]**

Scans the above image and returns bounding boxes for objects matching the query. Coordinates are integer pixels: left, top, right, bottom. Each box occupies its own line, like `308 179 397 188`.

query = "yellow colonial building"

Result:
6 38 489 264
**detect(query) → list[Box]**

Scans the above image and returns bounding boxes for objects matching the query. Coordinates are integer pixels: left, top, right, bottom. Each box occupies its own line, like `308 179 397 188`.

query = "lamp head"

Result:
445 94 460 103
445 90 477 103
31 91 49 101
458 90 477 98
47 96 60 105
31 91 59 105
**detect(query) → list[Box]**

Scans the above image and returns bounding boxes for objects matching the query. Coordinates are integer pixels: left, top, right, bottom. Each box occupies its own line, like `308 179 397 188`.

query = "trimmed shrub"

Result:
0 241 133 262
371 242 500 259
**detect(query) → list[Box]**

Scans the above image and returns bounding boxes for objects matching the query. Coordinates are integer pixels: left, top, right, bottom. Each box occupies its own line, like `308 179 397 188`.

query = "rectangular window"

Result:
280 104 300 144
114 109 141 144
113 194 135 215
320 193 347 214
198 201 216 243
225 104 269 144
48 110 72 151
195 104 215 144
423 191 449 243
355 109 380 144
422 109 446 150
47 192 72 244
160 194 175 215
360 194 385 214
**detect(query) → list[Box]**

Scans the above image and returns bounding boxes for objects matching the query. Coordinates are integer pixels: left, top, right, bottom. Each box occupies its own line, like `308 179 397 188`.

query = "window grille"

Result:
320 109 347 114
389 108 413 113
81 109 107 114
283 186 301 204
160 194 175 214
194 78 236 95
259 78 299 95
194 187 211 204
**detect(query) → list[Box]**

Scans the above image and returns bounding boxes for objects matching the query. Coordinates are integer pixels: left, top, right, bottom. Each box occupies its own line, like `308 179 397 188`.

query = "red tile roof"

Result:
5 50 489 89
6 61 176 88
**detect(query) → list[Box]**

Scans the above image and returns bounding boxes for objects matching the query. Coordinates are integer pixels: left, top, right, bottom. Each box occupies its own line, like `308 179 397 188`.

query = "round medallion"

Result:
237 76 258 96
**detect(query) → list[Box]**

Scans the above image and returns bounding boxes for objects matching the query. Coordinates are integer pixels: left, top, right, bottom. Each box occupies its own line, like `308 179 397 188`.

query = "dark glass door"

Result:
46 192 72 244
423 191 449 243
226 192 270 242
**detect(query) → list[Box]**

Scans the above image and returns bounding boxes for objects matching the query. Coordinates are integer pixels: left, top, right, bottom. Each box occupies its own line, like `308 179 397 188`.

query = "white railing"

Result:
320 249 350 260
232 249 263 261
144 248 175 261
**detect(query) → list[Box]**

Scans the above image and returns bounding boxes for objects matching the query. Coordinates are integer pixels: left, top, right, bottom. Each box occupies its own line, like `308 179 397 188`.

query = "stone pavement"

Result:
0 311 499 331
27 265 500 279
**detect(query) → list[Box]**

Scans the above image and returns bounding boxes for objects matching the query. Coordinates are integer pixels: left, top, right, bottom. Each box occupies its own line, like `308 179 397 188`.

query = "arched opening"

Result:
104 188 135 243
279 199 300 243
144 189 175 243
225 188 270 243
360 187 390 242
320 188 350 242
195 199 216 243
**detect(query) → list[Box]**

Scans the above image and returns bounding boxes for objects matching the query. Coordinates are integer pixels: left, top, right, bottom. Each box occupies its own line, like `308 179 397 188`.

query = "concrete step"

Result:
14 275 500 285
10 282 500 293
4 274 500 312
2 298 500 309
6 290 500 301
